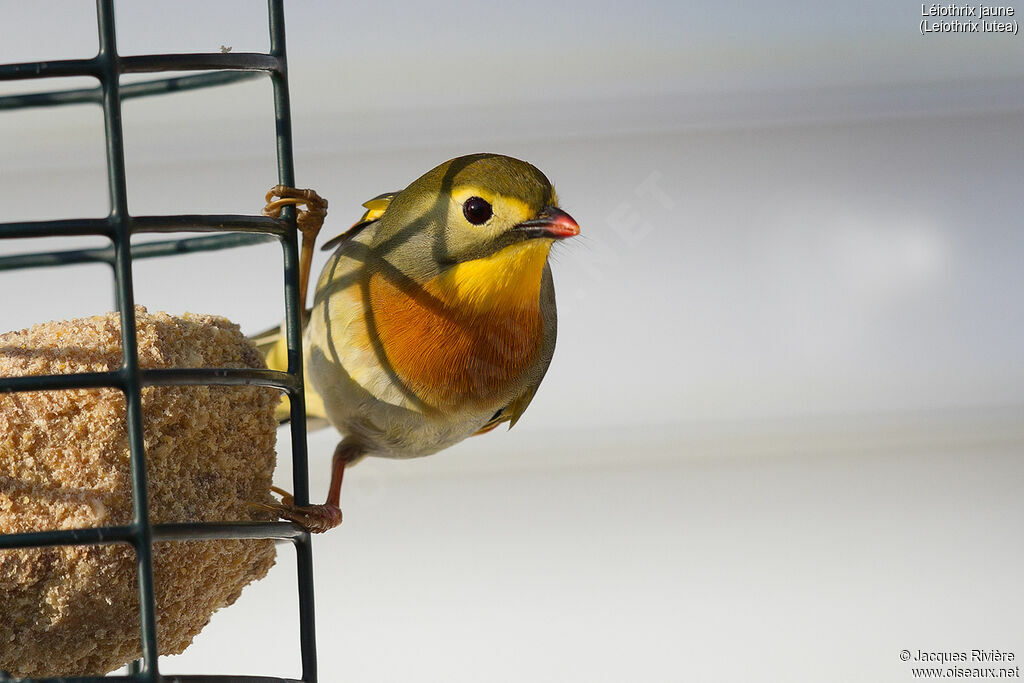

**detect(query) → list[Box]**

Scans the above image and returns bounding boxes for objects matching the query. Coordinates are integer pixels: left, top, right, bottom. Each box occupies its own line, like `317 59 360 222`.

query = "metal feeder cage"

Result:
0 1 318 680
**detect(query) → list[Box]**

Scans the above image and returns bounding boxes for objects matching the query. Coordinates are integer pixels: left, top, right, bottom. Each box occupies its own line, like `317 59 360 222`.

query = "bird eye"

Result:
463 196 493 225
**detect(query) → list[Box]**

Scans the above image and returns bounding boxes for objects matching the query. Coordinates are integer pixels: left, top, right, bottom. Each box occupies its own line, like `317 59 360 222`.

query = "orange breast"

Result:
366 271 543 412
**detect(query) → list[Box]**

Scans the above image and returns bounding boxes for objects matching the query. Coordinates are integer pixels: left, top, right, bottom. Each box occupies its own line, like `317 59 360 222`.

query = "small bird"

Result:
255 153 579 532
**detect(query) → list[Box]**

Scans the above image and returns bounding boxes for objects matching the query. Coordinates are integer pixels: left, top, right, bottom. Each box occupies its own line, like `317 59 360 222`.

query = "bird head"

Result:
369 154 579 304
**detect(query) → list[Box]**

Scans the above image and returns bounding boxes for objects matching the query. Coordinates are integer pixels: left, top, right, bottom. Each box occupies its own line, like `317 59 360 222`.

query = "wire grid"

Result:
0 1 317 681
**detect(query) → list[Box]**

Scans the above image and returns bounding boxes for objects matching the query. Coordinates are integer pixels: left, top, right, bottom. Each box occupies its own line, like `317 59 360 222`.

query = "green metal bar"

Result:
0 217 113 240
269 0 305 539
0 525 135 550
140 367 300 391
132 214 288 235
121 52 280 74
0 245 115 269
0 371 123 393
94 1 161 678
0 523 304 551
0 214 285 240
0 232 277 272
0 51 280 84
0 366 300 400
153 522 305 543
0 72 264 111
0 57 100 81
268 2 319 680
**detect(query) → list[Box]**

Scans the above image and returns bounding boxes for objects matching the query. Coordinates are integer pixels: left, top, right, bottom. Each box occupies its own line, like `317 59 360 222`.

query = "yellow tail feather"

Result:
250 322 329 428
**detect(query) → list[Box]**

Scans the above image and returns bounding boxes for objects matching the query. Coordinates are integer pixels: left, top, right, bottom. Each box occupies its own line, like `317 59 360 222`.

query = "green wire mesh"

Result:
0 1 318 680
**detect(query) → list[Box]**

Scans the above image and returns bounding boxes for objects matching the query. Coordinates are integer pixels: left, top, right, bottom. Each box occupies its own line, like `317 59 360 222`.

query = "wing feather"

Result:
320 191 398 252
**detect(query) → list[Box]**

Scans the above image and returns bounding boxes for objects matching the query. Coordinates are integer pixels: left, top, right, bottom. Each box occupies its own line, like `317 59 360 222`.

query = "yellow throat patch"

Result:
432 238 553 312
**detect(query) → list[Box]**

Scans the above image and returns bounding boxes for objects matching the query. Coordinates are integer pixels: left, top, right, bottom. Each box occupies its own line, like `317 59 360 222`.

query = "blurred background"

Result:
2 1 1023 681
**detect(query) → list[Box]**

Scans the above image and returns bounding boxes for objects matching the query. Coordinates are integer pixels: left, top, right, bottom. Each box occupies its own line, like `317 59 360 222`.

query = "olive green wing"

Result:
474 382 544 435
320 191 398 252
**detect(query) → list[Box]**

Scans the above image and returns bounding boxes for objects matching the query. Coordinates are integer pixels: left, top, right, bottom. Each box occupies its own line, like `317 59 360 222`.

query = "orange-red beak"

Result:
514 206 580 240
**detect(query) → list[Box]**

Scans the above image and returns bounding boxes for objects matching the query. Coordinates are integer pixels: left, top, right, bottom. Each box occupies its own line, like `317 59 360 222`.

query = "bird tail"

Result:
249 320 330 429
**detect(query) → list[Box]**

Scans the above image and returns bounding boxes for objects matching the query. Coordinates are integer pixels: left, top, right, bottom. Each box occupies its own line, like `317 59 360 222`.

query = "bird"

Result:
254 153 579 532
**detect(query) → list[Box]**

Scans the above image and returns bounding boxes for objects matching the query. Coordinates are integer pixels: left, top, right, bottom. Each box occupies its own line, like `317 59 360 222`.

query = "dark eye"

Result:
463 196 493 225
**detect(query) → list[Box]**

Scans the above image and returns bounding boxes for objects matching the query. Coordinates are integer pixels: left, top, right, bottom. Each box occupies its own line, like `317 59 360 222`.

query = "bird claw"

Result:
261 185 328 240
250 485 342 534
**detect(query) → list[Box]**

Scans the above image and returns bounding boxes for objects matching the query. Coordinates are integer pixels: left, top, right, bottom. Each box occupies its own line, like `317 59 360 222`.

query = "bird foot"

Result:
261 185 329 319
261 185 328 241
251 485 342 534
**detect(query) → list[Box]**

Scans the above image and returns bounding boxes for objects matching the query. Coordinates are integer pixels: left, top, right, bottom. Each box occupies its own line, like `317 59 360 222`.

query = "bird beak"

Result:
514 206 580 240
